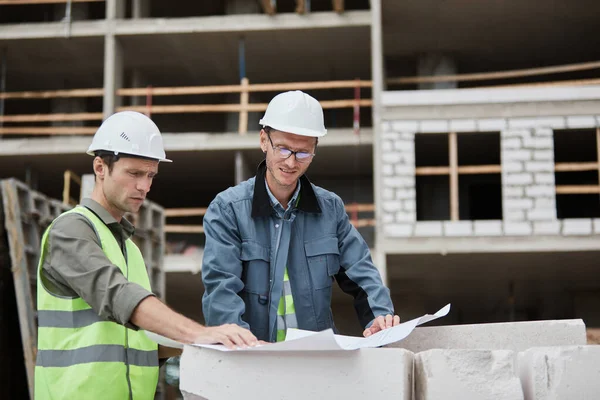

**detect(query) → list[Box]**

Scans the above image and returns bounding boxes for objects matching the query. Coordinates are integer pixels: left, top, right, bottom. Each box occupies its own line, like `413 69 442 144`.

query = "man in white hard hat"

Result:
35 111 258 400
201 91 400 343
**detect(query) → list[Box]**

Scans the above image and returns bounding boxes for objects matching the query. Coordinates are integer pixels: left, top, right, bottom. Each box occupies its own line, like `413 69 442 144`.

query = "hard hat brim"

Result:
259 120 327 137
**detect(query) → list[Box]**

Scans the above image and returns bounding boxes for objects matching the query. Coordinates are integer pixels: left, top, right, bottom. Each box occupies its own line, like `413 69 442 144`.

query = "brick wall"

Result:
380 117 600 238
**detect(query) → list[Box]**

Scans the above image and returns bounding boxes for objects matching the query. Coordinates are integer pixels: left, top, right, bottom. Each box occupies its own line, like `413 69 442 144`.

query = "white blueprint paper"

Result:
190 303 450 352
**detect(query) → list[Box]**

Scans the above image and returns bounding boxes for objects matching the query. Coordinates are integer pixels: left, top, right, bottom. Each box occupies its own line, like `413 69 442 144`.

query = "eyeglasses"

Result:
267 133 315 163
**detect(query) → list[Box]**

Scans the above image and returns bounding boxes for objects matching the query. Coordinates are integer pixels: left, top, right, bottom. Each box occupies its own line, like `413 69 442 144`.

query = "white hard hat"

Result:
259 90 327 137
87 111 172 162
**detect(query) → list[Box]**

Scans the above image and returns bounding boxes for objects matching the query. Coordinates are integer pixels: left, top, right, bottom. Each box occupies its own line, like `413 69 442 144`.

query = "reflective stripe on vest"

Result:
35 206 158 400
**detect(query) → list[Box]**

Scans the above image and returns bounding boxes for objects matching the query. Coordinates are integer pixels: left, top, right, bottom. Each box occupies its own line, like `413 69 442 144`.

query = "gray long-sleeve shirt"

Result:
40 198 154 329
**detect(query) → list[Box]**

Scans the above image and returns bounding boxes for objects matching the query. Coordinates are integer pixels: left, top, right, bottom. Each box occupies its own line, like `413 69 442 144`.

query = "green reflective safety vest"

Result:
35 206 158 400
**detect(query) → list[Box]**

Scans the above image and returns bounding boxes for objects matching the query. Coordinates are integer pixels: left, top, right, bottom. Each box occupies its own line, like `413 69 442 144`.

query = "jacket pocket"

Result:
304 236 340 290
240 241 270 295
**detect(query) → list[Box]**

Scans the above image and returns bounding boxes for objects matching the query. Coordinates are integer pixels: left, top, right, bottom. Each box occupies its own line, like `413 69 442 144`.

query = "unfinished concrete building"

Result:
1 0 600 395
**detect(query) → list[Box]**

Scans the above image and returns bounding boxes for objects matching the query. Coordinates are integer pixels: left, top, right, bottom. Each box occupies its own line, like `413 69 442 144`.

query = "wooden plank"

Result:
0 126 96 135
554 162 600 172
449 132 459 221
484 78 600 89
62 171 71 206
332 0 344 13
259 0 276 15
415 166 450 175
0 112 102 123
387 60 600 85
344 203 375 213
249 80 372 92
458 165 502 174
556 185 600 194
320 99 372 109
164 225 205 234
165 208 208 217
239 77 249 135
0 88 103 100
351 219 376 228
0 0 104 5
118 85 244 97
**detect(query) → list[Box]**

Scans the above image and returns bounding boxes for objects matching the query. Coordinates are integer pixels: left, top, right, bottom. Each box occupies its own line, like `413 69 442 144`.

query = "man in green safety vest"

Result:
35 111 258 400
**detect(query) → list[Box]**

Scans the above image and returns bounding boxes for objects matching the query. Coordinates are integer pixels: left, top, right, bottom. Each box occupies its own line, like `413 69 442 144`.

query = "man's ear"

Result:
259 129 268 154
93 157 105 180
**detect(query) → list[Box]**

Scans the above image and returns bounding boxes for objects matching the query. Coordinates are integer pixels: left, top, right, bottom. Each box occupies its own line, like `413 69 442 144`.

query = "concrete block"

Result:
533 221 561 235
180 346 414 400
534 197 555 208
566 115 596 129
415 349 523 400
502 138 523 150
382 132 401 141
395 164 415 175
474 220 504 236
392 120 419 132
509 118 541 129
525 161 553 173
502 149 533 162
382 164 394 176
414 221 443 237
382 213 395 224
533 118 565 130
518 346 600 400
396 188 416 200
382 140 394 152
382 152 403 164
503 186 524 197
527 208 556 221
504 210 525 221
400 132 415 140
382 201 402 212
525 186 555 198
420 120 449 133
449 119 477 132
443 221 473 236
394 139 415 152
504 198 534 210
562 219 593 235
382 187 395 200
503 222 533 236
504 161 524 173
478 118 507 131
383 177 414 188
382 121 393 132
502 129 531 139
399 152 416 164
523 137 553 149
384 223 414 237
594 219 600 234
403 199 416 212
386 319 586 353
503 173 533 186
533 150 554 161
396 211 416 223
534 173 554 185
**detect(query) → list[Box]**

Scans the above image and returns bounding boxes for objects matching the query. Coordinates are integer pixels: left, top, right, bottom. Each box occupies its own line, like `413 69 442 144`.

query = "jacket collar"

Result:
252 160 322 218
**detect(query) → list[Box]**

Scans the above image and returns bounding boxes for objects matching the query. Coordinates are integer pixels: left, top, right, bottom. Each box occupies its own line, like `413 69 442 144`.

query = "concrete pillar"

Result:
371 248 388 287
132 0 151 19
370 0 386 249
234 151 252 184
105 0 126 19
53 2 90 21
501 128 557 235
103 35 124 119
80 174 95 201
417 54 457 90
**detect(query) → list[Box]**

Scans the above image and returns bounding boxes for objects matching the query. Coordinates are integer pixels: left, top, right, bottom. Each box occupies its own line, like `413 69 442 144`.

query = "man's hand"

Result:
362 314 401 337
194 324 259 349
